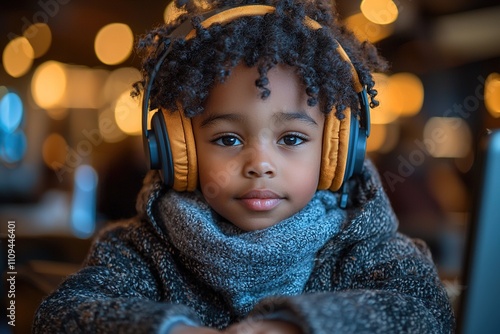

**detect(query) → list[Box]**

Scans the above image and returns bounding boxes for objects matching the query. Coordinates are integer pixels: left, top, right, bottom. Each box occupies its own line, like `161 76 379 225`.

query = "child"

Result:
33 0 455 333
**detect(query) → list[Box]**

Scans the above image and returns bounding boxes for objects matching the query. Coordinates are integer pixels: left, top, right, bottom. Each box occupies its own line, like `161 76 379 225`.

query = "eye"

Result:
212 135 242 146
278 134 307 146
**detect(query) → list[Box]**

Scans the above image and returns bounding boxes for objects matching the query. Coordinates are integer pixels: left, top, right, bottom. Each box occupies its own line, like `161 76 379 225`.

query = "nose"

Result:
243 145 276 178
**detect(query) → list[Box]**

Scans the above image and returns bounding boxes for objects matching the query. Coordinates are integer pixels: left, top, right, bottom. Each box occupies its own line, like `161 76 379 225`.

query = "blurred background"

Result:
1 0 499 332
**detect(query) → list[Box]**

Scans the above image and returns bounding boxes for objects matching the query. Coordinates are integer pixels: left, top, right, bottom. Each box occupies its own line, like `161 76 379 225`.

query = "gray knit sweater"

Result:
33 161 455 333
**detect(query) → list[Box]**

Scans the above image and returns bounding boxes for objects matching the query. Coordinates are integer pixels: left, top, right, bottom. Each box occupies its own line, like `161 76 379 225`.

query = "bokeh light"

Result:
103 67 142 104
42 133 68 170
485 72 500 118
0 130 27 164
423 117 472 158
360 0 399 25
386 72 424 117
64 66 108 109
71 164 98 238
370 73 400 124
31 61 67 109
367 123 400 153
367 123 387 152
344 12 394 43
94 23 134 65
114 90 142 135
370 72 424 125
2 36 35 78
0 92 24 133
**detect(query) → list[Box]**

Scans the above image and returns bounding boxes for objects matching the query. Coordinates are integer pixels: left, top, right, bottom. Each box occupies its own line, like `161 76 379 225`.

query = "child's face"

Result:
192 63 325 231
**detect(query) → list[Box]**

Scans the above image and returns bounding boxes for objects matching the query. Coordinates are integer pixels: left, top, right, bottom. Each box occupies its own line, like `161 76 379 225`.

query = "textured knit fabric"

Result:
158 186 346 318
33 160 455 333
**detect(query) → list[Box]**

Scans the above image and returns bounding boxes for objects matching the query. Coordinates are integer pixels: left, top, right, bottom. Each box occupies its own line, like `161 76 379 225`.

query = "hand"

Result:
170 324 221 334
224 320 302 334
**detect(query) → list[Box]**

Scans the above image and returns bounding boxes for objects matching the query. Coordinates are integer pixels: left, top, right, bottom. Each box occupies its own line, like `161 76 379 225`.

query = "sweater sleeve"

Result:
249 233 455 334
32 221 201 334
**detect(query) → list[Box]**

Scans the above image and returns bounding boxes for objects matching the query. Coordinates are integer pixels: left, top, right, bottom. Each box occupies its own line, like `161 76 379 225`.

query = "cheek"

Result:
283 146 322 200
291 160 321 200
197 160 235 220
197 156 219 196
197 152 236 200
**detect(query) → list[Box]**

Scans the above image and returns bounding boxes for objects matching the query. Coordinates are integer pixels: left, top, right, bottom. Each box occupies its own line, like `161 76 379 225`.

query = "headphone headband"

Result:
142 5 369 137
185 5 362 93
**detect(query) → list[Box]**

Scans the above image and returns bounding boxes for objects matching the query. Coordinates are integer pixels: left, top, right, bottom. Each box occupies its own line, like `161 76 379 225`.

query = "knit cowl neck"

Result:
152 189 346 317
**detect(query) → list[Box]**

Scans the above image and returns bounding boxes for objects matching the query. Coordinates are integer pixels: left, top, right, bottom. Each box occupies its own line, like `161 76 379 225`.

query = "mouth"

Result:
237 190 284 211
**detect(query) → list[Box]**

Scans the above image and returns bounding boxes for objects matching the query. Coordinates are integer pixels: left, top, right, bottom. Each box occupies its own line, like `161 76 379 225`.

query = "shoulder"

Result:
93 218 147 243
85 217 166 266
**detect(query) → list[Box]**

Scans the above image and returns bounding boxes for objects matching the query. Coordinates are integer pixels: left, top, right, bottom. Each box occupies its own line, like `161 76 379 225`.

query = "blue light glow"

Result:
71 165 99 238
0 92 23 133
0 130 27 164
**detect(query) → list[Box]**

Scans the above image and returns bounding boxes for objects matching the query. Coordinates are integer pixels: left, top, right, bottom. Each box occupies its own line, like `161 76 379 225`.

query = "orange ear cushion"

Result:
161 108 198 192
318 109 351 192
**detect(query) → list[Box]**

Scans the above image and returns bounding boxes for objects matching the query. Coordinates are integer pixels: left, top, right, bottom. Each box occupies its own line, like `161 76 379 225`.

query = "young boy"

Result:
33 0 455 333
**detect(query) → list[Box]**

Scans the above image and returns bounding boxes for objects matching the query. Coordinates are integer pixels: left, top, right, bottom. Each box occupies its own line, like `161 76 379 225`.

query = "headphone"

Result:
142 5 371 208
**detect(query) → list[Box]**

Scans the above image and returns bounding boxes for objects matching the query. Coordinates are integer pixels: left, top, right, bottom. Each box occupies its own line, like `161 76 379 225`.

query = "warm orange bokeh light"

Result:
360 0 399 25
94 23 134 65
485 72 500 117
114 90 142 135
3 37 34 78
31 61 67 109
387 72 424 117
370 73 400 124
344 12 394 43
423 117 471 158
42 133 68 170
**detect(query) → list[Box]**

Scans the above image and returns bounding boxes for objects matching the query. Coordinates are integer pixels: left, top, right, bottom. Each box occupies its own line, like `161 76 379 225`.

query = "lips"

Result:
237 190 283 211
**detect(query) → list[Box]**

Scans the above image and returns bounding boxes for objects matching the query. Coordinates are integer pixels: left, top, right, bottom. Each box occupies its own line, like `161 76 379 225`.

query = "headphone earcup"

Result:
318 109 352 192
161 108 198 192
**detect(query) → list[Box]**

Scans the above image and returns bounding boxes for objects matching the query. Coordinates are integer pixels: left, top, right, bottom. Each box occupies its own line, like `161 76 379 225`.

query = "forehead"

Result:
198 63 324 128
205 63 310 112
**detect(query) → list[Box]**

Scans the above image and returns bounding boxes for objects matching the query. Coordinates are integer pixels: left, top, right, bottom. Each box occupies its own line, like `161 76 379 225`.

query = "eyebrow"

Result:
272 111 319 127
199 110 319 128
199 113 245 128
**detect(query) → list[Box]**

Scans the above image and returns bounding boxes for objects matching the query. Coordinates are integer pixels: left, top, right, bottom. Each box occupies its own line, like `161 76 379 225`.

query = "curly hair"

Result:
133 0 388 120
